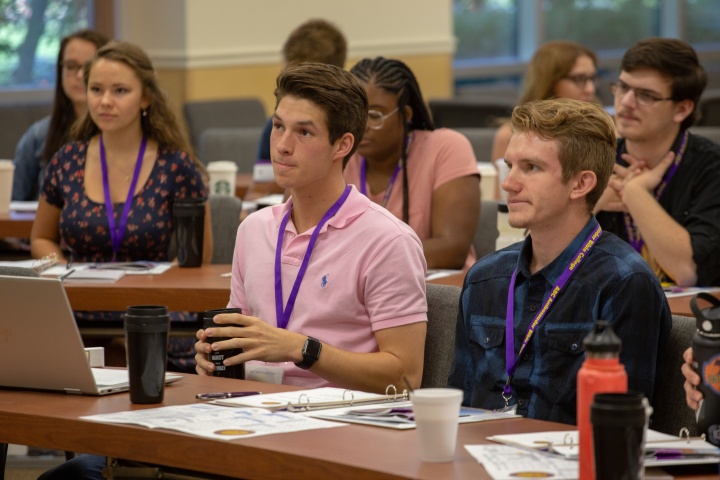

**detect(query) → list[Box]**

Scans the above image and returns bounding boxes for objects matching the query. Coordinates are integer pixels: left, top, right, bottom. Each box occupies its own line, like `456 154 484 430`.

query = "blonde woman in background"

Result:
491 41 599 166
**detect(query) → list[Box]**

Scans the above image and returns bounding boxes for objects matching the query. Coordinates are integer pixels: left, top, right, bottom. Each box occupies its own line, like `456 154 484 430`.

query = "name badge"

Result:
245 363 284 384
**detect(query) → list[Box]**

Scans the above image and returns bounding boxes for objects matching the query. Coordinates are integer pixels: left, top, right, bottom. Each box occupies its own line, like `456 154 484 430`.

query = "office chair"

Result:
650 314 699 437
198 127 264 172
183 98 266 151
208 195 243 264
422 283 461 388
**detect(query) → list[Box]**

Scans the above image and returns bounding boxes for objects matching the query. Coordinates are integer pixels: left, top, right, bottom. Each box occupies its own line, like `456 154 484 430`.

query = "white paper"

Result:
306 401 519 430
9 201 38 212
465 444 578 480
487 428 720 467
80 403 345 440
663 286 720 299
42 262 173 277
212 386 393 411
425 269 463 281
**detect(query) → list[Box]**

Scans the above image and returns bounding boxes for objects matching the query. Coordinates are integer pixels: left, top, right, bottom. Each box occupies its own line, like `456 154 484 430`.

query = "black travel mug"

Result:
590 391 648 480
203 308 244 379
124 305 170 404
173 199 205 267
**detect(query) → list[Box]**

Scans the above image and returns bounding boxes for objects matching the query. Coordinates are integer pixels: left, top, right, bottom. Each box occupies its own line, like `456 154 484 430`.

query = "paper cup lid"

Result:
207 161 239 172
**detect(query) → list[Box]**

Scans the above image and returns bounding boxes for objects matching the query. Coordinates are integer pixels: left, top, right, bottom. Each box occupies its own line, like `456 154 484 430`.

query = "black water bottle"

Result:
690 292 720 446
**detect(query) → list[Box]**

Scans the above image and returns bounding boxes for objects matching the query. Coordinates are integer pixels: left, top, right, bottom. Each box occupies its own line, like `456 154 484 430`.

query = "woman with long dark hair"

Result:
345 57 480 269
12 29 109 200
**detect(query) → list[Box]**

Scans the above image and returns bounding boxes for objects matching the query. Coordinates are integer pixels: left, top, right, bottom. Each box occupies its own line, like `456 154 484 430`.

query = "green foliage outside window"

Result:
0 0 89 88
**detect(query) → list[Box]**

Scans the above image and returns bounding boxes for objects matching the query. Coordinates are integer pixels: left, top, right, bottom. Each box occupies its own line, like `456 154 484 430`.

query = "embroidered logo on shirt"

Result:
321 274 329 288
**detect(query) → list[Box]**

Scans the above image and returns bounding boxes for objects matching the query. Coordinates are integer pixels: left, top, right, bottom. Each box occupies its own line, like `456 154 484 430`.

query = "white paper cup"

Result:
411 388 463 462
495 158 509 204
476 162 498 201
0 160 14 214
207 161 238 197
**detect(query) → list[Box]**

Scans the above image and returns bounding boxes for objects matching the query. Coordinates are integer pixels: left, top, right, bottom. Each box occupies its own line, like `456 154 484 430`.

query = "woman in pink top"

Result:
344 57 480 269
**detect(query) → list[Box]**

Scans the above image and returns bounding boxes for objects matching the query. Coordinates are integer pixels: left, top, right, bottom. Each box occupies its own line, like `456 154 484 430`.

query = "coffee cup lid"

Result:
207 161 239 172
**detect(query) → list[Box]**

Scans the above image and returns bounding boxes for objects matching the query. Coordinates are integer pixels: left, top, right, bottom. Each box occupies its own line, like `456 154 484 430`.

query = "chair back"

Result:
689 126 720 145
198 127 264 172
183 98 266 150
454 127 497 165
208 195 243 264
650 314 698 436
697 88 720 127
474 199 499 260
422 283 461 388
429 98 513 129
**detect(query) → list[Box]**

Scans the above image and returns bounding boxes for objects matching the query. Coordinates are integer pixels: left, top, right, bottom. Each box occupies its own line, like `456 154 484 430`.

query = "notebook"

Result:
0 274 182 395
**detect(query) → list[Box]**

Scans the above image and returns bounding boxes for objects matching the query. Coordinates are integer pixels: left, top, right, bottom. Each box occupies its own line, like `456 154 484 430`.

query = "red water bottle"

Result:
578 320 627 480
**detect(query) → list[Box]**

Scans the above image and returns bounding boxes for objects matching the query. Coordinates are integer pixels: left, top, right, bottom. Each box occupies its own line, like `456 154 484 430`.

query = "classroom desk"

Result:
429 272 720 318
0 211 34 238
1 375 715 480
63 265 466 313
64 263 232 312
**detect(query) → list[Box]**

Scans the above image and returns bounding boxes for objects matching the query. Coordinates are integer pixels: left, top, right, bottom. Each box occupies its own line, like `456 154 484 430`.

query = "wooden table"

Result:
64 264 232 312
1 375 715 480
0 211 34 238
429 273 720 318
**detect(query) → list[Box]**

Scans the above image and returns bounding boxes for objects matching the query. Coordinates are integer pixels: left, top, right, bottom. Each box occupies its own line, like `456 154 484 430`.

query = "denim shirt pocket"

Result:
544 323 593 391
468 315 505 350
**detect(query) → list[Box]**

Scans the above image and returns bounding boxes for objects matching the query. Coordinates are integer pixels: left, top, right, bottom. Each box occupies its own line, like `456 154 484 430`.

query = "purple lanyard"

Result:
359 158 401 208
622 130 689 253
503 221 602 404
99 134 147 261
274 185 351 330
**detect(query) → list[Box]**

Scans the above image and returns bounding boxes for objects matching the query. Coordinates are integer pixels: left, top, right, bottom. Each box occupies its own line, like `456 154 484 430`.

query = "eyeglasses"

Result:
61 61 85 75
610 80 673 106
367 107 399 130
563 74 597 88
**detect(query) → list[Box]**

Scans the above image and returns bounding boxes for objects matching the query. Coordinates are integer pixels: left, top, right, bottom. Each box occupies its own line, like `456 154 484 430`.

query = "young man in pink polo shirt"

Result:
195 63 428 393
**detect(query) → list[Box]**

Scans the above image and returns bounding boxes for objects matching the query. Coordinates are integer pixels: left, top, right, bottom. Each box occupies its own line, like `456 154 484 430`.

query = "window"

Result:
685 0 720 45
0 0 92 89
453 0 720 94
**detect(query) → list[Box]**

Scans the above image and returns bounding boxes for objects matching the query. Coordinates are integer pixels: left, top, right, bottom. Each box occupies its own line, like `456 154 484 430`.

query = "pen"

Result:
196 391 262 400
59 268 75 282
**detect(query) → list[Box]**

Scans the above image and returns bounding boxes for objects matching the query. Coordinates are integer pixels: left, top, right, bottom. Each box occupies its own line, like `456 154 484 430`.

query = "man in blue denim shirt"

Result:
449 99 671 425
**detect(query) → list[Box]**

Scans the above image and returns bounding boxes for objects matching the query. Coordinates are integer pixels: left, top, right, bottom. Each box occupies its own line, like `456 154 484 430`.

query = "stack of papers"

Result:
80 404 344 440
212 387 519 429
484 429 720 467
41 262 173 281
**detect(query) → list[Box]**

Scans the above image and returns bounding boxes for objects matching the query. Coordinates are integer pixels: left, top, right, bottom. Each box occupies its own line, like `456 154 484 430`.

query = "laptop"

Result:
0 274 182 395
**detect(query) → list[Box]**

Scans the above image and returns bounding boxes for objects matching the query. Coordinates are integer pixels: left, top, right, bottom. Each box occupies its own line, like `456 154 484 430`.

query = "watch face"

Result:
304 337 322 359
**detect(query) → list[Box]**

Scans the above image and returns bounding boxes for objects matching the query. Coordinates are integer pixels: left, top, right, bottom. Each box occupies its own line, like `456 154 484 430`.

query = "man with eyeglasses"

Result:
595 38 720 287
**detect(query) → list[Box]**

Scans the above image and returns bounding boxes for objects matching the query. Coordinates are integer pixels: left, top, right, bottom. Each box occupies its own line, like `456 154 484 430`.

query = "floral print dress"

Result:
42 141 208 372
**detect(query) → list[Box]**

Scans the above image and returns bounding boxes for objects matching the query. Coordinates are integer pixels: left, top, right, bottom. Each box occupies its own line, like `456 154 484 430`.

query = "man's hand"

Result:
594 154 647 213
621 150 675 198
194 312 306 375
681 347 704 410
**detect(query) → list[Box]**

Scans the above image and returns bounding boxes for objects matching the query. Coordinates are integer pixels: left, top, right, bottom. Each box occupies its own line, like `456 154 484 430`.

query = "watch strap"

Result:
295 336 322 370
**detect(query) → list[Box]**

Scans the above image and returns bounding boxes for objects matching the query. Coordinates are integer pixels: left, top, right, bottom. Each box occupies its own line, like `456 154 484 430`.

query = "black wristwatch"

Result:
295 336 322 370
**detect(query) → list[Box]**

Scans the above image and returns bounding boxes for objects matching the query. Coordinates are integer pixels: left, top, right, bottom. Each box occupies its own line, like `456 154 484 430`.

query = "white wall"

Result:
115 0 455 68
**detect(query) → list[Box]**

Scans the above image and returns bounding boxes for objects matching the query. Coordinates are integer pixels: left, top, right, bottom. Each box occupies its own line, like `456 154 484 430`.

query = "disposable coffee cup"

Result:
203 308 244 379
207 161 238 197
591 391 649 480
495 158 509 204
0 160 14 214
173 199 205 267
477 162 497 201
124 305 170 404
410 388 463 462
